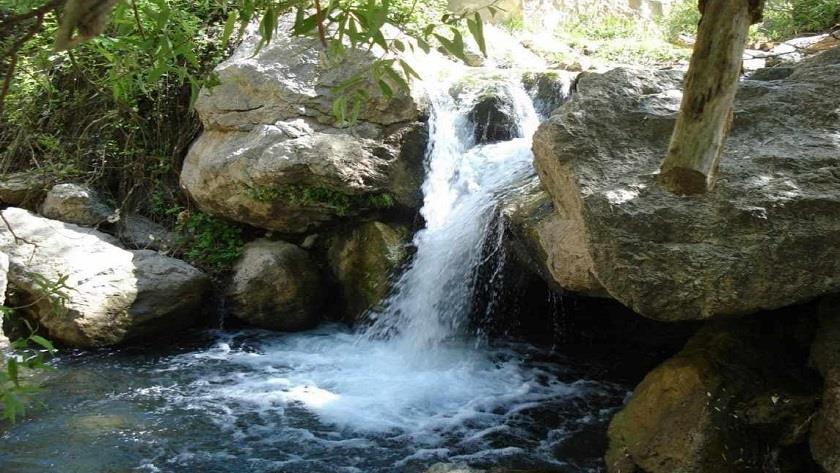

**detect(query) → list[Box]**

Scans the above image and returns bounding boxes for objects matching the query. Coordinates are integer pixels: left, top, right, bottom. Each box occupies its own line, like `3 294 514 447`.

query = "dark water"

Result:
0 325 633 473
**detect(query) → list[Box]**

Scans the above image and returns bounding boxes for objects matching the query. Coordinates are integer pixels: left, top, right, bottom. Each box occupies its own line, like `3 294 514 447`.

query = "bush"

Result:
662 0 840 43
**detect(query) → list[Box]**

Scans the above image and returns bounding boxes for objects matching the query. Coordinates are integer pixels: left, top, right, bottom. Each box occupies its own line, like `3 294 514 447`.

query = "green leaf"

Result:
29 335 55 352
433 30 468 62
467 12 487 57
7 358 18 386
221 11 238 47
399 59 421 80
3 391 25 423
377 79 394 98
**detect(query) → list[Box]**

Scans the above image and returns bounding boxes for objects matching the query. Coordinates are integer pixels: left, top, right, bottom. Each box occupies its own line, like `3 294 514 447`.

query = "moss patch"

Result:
246 184 395 216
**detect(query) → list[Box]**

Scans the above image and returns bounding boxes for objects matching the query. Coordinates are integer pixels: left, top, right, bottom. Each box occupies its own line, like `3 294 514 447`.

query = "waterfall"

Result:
365 74 541 350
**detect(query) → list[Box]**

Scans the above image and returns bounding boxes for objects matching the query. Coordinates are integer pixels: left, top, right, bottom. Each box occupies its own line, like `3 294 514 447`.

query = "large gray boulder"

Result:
533 47 840 321
181 19 427 234
227 239 323 331
0 208 210 348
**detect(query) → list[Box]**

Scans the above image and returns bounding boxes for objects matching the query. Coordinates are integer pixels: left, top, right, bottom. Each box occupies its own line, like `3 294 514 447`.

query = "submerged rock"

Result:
810 295 840 473
327 221 410 321
465 82 522 144
181 18 426 233
228 239 323 331
533 47 840 321
606 312 820 473
40 183 116 227
0 208 210 348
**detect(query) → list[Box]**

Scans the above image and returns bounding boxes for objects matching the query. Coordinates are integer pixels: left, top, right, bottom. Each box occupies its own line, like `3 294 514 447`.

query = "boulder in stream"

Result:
327 221 410 321
227 239 323 331
0 208 210 348
606 311 821 473
533 47 840 321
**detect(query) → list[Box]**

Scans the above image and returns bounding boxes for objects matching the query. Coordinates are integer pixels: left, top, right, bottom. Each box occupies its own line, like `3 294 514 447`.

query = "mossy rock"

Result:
327 221 410 322
607 312 821 473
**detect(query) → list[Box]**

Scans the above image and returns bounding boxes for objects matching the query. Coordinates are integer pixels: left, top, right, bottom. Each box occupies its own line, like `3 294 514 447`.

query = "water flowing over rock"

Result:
181 19 427 233
810 295 840 473
533 47 840 321
227 239 323 331
327 221 410 322
40 183 116 226
606 313 820 473
0 208 210 348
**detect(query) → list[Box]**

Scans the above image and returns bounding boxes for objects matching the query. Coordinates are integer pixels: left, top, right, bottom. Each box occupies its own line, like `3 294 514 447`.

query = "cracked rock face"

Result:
181 18 427 234
533 47 840 321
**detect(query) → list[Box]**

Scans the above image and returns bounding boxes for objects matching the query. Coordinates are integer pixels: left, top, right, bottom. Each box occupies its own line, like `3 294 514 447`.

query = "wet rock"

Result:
40 183 116 227
117 214 177 252
181 17 426 233
0 208 210 348
425 464 484 473
522 70 575 118
469 92 520 144
0 172 51 210
533 47 840 321
228 239 323 331
810 295 840 473
606 313 820 473
327 221 410 321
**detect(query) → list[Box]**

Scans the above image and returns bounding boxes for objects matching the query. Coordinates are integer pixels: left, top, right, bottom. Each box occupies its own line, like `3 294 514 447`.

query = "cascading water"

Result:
365 76 540 349
0 70 628 473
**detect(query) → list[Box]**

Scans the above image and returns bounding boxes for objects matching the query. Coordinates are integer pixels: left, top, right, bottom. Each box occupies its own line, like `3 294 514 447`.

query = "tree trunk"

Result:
659 0 764 195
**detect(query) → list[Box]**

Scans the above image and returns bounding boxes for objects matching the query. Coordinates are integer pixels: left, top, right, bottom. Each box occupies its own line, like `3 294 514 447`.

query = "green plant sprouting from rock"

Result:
246 184 395 216
175 211 244 272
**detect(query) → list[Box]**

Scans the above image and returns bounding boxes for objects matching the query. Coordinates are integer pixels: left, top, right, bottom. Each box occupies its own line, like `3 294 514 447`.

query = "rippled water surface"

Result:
0 326 629 473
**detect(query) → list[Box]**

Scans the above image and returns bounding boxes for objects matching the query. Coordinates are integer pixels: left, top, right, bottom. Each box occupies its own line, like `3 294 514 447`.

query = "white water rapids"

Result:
0 69 627 473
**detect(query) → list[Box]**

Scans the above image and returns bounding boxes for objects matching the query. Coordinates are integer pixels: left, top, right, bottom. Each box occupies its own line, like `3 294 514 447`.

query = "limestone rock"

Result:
606 314 820 473
181 19 427 233
40 183 116 227
0 208 210 348
0 172 51 210
533 47 840 321
228 239 323 331
117 214 178 252
810 295 840 473
327 221 410 321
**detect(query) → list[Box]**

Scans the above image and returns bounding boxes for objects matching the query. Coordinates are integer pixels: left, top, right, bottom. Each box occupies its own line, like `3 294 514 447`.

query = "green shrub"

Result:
662 0 840 43
176 211 244 272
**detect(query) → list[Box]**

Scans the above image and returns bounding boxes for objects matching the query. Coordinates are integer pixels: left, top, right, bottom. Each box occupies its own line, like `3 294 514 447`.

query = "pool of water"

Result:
0 325 629 473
